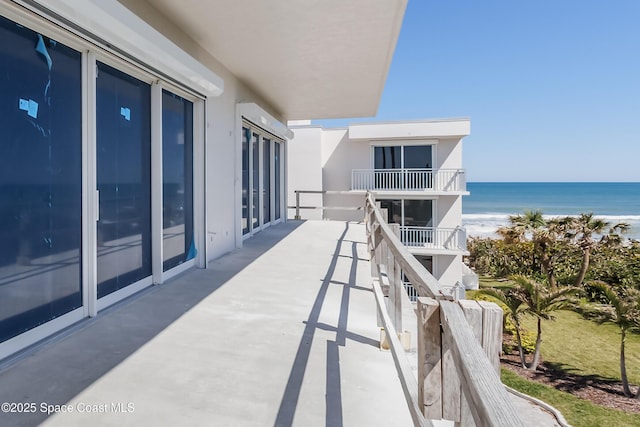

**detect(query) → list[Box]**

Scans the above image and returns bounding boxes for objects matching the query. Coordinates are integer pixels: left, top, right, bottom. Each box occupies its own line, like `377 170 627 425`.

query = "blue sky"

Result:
315 1 640 182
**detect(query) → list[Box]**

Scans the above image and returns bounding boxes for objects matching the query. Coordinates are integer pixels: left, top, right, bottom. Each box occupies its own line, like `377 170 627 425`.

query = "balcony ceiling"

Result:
143 0 407 120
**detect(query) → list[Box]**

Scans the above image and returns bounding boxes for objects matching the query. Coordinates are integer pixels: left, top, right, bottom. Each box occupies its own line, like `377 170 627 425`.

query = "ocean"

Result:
463 182 640 241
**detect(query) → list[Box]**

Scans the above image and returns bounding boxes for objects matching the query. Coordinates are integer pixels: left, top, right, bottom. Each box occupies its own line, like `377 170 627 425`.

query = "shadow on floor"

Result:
0 221 303 427
274 223 376 427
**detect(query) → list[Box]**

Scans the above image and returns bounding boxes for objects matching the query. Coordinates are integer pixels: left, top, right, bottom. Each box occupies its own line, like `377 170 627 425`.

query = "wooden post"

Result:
417 297 442 420
458 300 483 427
441 313 461 423
389 223 403 333
478 301 503 375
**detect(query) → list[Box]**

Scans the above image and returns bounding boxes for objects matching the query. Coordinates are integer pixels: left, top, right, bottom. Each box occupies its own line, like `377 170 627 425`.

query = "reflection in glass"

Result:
404 199 433 227
374 146 401 169
162 90 193 271
404 145 432 169
242 127 249 235
96 62 151 298
252 132 260 229
0 17 82 342
275 142 281 220
379 200 402 224
263 138 271 223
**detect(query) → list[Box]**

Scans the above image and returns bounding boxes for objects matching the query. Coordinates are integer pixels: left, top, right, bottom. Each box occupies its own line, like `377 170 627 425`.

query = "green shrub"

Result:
504 317 536 354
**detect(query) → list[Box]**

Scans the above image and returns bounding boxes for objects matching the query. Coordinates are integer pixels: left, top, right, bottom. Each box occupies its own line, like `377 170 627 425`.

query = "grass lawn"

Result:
471 276 640 385
502 368 640 427
521 310 640 385
471 276 640 425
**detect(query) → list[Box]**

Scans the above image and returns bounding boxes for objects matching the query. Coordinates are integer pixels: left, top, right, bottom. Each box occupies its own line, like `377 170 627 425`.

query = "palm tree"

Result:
566 214 630 287
497 210 545 243
477 287 529 368
585 281 640 398
511 275 579 370
497 211 568 289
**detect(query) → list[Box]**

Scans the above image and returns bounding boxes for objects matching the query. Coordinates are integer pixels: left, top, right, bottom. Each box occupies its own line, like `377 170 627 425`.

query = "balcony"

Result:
0 220 558 426
400 226 467 253
351 168 466 193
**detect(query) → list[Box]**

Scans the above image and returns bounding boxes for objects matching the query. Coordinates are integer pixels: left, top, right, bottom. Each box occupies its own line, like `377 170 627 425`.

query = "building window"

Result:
162 90 194 271
0 16 83 342
373 144 432 169
379 199 433 227
96 61 152 298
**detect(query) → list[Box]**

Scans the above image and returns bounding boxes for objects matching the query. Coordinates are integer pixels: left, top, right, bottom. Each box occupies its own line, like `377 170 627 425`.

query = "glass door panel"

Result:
374 146 401 169
162 90 193 271
379 200 402 224
403 145 432 169
274 142 281 220
96 62 151 298
263 138 271 224
242 127 250 235
251 132 260 230
0 17 82 342
403 199 433 227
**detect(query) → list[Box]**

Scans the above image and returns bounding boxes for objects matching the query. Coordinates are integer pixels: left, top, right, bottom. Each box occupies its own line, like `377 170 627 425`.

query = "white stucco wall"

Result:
119 0 289 262
321 130 368 221
435 255 462 288
287 126 323 220
435 137 463 169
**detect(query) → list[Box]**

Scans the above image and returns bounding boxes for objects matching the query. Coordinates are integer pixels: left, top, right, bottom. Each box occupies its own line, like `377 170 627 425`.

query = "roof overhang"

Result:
349 119 472 140
29 0 224 97
142 0 407 120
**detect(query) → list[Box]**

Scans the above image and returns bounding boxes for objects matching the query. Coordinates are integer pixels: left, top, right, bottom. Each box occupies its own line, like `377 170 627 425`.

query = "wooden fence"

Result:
364 192 524 426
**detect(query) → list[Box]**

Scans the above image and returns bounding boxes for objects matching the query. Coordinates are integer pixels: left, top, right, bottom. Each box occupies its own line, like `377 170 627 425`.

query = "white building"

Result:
0 0 407 360
287 119 472 293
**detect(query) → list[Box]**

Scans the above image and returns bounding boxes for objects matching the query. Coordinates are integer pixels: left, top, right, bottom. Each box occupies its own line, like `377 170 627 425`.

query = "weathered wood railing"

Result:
364 192 524 427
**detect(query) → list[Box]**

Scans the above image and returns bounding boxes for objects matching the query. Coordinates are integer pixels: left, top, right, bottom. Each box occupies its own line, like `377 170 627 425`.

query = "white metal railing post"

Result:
352 168 465 191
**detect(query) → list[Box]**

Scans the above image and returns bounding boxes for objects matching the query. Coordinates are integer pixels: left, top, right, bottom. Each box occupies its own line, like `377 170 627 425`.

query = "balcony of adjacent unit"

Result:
351 144 468 196
350 167 467 195
400 225 468 255
377 198 468 255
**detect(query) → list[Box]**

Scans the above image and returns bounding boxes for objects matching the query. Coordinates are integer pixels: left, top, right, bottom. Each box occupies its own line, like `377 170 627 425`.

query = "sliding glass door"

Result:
162 90 194 271
0 16 83 342
96 62 152 299
242 123 284 236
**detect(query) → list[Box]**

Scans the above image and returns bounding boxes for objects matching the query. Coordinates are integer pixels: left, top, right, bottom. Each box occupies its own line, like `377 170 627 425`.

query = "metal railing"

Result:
364 192 523 426
400 226 467 251
351 168 466 192
289 190 361 220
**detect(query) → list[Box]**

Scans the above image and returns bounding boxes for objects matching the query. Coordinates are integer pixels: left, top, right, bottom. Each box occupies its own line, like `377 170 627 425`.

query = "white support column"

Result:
150 82 163 284
283 140 288 223
193 99 207 268
83 51 98 318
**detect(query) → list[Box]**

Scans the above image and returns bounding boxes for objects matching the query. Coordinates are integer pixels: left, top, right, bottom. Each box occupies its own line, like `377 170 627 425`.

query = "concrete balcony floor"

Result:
0 220 562 427
0 221 413 427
